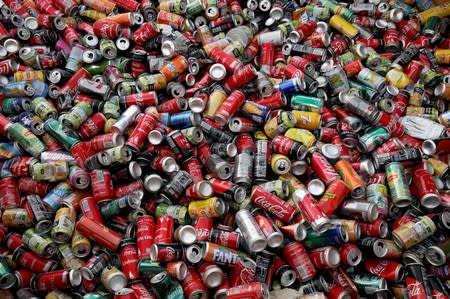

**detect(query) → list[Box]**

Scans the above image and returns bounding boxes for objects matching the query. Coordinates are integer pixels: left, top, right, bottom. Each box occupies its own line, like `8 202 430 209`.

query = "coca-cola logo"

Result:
253 195 287 219
407 281 424 298
368 259 388 275
239 267 256 284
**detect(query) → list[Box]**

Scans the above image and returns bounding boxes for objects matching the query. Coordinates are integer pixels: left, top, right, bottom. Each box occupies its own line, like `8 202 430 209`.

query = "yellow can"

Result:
386 68 413 89
427 157 449 178
204 88 226 118
14 70 45 82
188 197 228 218
279 173 306 194
291 111 321 130
254 131 268 140
435 49 450 65
80 9 106 21
329 15 359 39
104 118 116 133
71 230 91 258
271 154 292 175
417 3 450 24
284 128 317 149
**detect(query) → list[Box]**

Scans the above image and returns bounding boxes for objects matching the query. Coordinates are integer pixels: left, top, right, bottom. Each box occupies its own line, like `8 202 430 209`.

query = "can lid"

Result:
35 219 53 235
84 34 99 48
209 63 227 81
162 156 178 173
288 31 301 43
421 193 441 209
346 246 363 266
321 143 340 161
389 8 403 22
176 261 187 280
326 247 341 268
69 269 82 287
144 174 163 193
161 41 175 58
148 129 164 145
150 271 167 284
177 225 197 245
308 179 325 196
24 16 38 30
116 37 130 51
422 139 436 156
4 39 19 54
197 180 213 198
274 156 291 175
364 202 379 223
132 13 144 25
187 244 203 264
216 162 232 180
267 231 284 248
425 246 446 266
203 266 224 288
316 21 328 33
280 269 296 287
233 186 246 203
189 97 206 113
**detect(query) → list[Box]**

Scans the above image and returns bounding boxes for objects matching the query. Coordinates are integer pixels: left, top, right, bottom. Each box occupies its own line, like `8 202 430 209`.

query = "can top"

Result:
69 269 82 287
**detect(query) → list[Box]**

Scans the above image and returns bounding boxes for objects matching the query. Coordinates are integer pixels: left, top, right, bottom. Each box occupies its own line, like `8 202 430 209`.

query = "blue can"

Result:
3 81 35 97
302 225 347 249
239 100 270 124
276 77 303 95
31 79 48 98
169 111 201 129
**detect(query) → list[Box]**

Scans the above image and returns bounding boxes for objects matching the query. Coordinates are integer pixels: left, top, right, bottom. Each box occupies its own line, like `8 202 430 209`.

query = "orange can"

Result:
334 159 366 199
160 55 189 81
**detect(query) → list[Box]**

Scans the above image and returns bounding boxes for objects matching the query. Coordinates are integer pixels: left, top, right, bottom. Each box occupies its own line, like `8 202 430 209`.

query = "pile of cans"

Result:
0 0 449 297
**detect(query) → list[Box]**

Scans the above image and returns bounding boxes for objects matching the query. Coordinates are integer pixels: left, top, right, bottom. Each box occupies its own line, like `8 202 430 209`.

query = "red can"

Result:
93 20 122 39
293 20 317 41
412 168 440 209
90 169 114 202
360 218 388 238
182 267 208 298
76 216 122 252
317 179 350 217
193 217 213 241
59 67 91 96
71 142 94 170
114 180 144 198
310 151 340 185
223 64 258 93
365 258 404 282
210 47 243 73
259 43 275 70
114 288 136 299
328 285 352 299
78 112 107 140
250 186 296 223
404 60 424 83
255 91 286 110
405 277 427 299
114 0 139 11
10 157 35 177
236 133 256 154
226 282 269 299
330 38 349 56
0 177 21 209
80 197 104 224
339 243 362 267
136 215 155 259
182 157 204 183
343 59 363 77
131 282 156 299
15 268 34 288
13 247 57 273
120 239 139 281
328 268 358 298
0 59 18 76
121 92 158 108
214 90 246 127
198 262 224 288
375 138 403 155
282 241 316 282
377 111 405 137
154 215 174 245
210 228 240 249
32 269 82 292
230 257 256 287
126 113 159 151
90 133 122 153
132 22 159 45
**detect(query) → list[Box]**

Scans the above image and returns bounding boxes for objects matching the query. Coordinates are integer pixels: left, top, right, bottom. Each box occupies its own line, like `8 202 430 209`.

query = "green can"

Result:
32 97 57 120
128 207 147 224
7 123 46 158
22 227 58 258
44 119 80 151
155 203 189 225
138 259 167 278
392 216 436 249
302 225 347 249
290 95 323 113
305 5 330 20
83 293 109 299
423 16 441 36
99 38 117 60
338 51 356 65
351 273 387 295
150 271 173 299
348 80 378 101
185 0 203 17
85 60 113 75
104 145 132 165
386 162 411 208
357 127 390 153
1 208 33 228
102 98 121 119
0 256 15 289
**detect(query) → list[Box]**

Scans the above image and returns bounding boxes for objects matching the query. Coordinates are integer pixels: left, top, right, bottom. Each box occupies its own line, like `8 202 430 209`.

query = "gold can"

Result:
71 230 91 258
188 197 228 218
101 266 127 292
284 128 317 149
59 244 84 270
14 70 45 82
386 68 413 89
1 208 33 228
329 15 359 39
391 284 408 299
279 173 306 194
406 106 439 121
32 160 69 182
104 118 117 133
204 88 226 118
434 82 450 101
45 290 72 299
427 157 449 178
291 111 321 130
51 207 76 244
435 49 450 65
254 131 268 140
417 3 450 24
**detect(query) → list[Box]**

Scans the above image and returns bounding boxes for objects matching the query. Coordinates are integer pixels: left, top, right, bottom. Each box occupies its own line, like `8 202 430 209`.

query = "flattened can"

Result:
386 162 411 208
